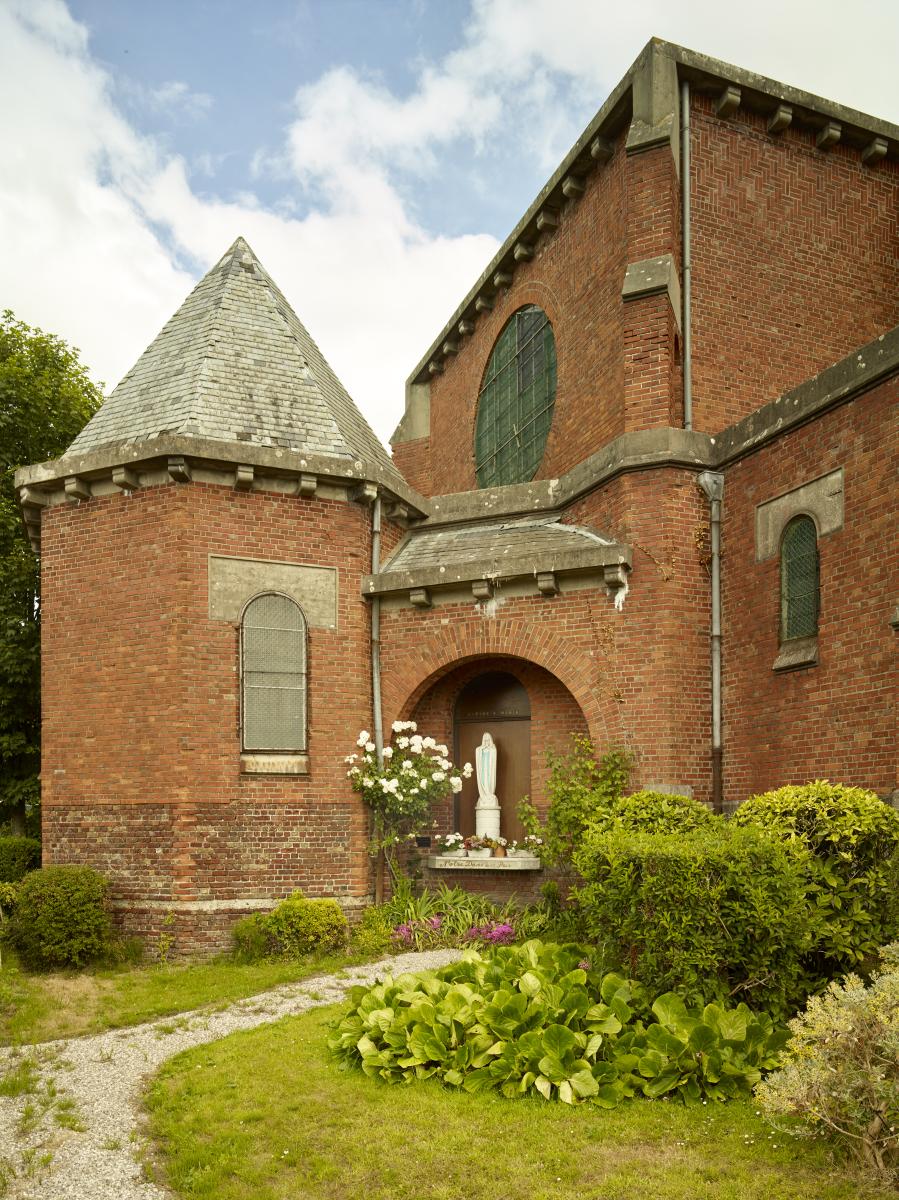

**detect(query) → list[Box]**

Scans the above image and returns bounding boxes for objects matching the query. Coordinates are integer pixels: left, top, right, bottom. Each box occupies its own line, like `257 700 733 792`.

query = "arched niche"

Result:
453 671 531 841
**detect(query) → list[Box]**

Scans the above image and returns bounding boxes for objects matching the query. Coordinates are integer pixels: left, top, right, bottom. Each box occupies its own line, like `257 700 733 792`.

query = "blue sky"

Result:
3 0 898 444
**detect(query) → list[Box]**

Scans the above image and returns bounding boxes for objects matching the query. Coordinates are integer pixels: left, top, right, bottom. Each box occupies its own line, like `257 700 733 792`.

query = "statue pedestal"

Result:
475 801 501 841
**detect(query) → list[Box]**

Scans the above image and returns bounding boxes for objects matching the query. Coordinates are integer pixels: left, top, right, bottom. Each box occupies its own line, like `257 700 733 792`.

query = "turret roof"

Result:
67 237 402 483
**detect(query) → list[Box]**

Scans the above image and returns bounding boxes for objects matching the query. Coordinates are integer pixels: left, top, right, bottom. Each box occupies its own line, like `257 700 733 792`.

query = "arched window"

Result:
780 516 819 641
240 593 307 752
474 305 557 488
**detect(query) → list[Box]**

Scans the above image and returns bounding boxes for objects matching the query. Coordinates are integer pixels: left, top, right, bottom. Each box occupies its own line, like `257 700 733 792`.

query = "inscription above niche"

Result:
208 555 337 628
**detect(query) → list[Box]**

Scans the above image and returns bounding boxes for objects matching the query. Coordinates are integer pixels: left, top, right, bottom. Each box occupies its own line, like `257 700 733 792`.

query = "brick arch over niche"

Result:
391 654 596 839
381 621 619 747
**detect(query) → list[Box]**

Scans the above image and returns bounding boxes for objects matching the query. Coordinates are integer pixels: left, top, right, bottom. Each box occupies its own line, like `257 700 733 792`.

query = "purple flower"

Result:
427 916 442 930
578 959 591 971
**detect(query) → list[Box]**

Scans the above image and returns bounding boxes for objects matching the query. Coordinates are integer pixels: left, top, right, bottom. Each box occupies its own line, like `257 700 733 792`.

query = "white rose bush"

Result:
346 721 473 889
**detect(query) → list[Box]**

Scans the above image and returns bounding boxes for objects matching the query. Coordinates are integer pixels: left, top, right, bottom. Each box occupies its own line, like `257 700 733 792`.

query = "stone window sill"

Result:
240 753 309 775
773 636 818 673
426 855 542 871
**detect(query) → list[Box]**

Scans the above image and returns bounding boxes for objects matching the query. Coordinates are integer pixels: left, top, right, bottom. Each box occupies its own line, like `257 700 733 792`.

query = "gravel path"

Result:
0 949 461 1199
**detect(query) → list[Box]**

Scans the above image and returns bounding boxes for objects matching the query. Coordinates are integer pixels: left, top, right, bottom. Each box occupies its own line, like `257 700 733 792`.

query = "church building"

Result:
16 40 898 953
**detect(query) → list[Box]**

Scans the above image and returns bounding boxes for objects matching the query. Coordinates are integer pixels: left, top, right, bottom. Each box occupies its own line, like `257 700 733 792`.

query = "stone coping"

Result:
426 854 542 871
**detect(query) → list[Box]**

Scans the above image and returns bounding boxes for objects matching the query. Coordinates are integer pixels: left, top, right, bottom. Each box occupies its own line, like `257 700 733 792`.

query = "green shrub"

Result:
8 865 111 969
756 944 899 1182
590 789 717 836
350 906 394 957
518 737 632 871
265 893 347 958
733 781 899 975
232 912 271 963
571 823 811 1016
0 837 40 882
329 940 787 1106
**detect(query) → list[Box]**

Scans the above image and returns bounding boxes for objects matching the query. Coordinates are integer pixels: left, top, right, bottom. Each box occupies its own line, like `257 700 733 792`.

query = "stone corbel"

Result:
167 457 192 483
233 464 254 491
389 501 413 527
428 359 443 376
861 137 887 166
409 587 432 608
767 104 792 135
111 466 141 492
715 86 741 119
442 339 459 356
816 121 841 150
513 242 534 262
352 481 378 505
536 208 559 232
298 473 318 497
493 269 513 289
64 475 91 502
472 579 493 601
590 135 613 163
561 175 585 199
19 486 49 512
474 294 493 313
536 571 559 596
458 318 475 336
603 563 629 590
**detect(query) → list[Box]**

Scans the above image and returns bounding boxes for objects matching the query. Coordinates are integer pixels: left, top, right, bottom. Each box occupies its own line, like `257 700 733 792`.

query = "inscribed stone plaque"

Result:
208 555 337 628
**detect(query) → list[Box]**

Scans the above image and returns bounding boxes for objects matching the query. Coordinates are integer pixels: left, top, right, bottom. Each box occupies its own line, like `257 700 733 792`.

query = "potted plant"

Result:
492 836 508 858
505 839 520 857
435 832 466 857
464 835 492 859
521 834 543 857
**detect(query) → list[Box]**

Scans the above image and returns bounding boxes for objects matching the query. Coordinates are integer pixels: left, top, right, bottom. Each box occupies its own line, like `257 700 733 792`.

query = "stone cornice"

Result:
362 542 632 602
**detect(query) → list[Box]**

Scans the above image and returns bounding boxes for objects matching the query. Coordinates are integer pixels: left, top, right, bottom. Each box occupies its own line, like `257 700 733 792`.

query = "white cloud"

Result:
1 0 897 445
147 80 214 121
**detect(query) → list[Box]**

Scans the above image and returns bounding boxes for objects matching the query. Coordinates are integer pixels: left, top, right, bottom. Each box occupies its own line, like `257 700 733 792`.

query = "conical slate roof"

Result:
67 237 401 481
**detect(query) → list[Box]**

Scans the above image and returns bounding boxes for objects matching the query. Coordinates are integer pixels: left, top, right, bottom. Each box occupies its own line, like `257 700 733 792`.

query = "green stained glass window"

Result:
474 306 556 487
780 516 819 641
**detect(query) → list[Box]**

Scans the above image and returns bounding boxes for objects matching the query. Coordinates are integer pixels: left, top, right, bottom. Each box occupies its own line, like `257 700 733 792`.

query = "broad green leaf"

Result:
569 1069 599 1098
534 1074 552 1100
542 1024 577 1060
518 971 542 996
651 992 689 1029
558 1080 575 1105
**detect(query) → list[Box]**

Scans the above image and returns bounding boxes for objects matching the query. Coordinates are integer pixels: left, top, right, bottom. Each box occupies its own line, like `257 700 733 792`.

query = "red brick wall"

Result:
40 481 381 951
418 133 629 496
721 375 898 804
690 93 899 432
391 436 431 496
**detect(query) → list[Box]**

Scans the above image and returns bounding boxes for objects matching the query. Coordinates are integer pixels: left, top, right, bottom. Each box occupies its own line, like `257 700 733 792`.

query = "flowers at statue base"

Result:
346 722 473 854
435 832 465 853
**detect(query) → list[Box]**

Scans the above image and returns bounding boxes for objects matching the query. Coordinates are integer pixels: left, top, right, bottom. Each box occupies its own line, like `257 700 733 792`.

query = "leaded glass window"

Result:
474 306 557 487
241 593 307 752
780 516 819 641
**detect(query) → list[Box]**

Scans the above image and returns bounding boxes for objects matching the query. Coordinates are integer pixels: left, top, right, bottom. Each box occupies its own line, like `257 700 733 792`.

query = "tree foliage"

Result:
0 311 102 832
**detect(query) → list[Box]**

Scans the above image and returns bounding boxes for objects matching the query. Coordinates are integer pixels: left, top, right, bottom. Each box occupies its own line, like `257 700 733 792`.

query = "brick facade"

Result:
23 43 899 955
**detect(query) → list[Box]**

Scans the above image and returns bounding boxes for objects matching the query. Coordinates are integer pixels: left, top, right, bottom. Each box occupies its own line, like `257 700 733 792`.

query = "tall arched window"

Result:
241 593 307 752
780 516 819 641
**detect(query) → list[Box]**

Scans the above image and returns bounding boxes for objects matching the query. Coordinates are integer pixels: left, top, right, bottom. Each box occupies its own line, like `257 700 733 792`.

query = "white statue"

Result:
475 732 501 841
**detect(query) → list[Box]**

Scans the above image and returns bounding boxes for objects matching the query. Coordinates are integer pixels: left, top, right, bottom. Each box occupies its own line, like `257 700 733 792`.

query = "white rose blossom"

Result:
357 731 370 747
462 763 473 778
382 746 393 758
432 771 446 782
397 736 409 749
450 777 462 793
422 736 436 749
365 741 375 753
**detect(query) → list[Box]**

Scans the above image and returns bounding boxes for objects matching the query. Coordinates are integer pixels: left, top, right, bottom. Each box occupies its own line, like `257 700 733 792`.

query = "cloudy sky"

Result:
2 0 897 445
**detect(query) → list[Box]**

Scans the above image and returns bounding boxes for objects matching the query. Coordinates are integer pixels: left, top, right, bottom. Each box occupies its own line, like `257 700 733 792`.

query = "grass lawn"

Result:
0 949 357 1045
145 1005 892 1200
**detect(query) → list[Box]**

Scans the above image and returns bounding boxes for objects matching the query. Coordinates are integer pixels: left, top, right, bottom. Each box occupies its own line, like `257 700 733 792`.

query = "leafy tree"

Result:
0 311 102 834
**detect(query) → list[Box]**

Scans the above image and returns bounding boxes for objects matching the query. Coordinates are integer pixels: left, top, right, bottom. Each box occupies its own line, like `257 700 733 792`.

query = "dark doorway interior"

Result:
453 671 531 842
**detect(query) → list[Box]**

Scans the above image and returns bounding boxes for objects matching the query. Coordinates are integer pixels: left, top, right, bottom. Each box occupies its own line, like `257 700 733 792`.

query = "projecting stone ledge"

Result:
426 855 542 871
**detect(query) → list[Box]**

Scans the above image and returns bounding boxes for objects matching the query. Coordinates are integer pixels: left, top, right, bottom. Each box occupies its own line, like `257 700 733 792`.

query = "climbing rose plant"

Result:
346 721 472 869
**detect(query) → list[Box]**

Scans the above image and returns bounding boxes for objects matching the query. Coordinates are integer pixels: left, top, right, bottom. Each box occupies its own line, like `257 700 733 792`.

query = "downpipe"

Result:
681 77 692 431
697 471 724 813
369 492 386 902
